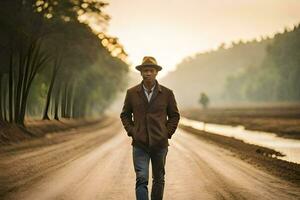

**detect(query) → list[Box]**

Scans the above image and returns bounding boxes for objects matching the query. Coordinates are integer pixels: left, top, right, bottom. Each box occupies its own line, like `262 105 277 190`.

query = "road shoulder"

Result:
179 124 300 187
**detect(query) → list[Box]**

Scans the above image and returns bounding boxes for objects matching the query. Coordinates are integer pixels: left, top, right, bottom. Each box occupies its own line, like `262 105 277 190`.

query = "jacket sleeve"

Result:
120 90 135 137
166 90 180 139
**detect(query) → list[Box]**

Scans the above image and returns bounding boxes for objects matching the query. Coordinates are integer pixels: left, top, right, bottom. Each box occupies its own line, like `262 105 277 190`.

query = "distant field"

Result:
182 103 300 139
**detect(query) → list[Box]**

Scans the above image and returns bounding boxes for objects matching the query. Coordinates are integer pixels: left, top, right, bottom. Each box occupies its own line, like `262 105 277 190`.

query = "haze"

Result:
105 0 300 78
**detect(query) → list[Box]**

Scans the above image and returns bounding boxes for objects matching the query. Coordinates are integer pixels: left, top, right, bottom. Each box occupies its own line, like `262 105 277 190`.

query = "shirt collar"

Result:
136 80 162 93
142 82 156 92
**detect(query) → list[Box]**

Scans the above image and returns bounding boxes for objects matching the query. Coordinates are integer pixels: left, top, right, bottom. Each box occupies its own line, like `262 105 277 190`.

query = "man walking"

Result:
120 56 180 200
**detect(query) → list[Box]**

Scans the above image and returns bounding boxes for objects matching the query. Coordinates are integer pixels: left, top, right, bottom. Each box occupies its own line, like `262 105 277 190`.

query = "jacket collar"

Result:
136 79 162 105
136 79 162 93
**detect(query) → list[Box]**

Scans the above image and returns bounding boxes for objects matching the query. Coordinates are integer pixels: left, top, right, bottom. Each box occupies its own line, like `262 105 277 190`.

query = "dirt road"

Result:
1 120 300 200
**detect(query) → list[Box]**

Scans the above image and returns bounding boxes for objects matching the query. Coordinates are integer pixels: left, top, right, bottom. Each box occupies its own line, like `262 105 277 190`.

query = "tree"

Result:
0 0 129 125
199 92 209 109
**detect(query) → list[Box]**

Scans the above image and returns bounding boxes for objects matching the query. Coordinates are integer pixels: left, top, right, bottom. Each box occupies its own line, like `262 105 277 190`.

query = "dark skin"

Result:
140 66 158 90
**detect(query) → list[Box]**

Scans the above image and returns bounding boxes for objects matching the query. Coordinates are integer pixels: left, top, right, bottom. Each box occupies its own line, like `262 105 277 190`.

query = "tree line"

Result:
0 0 129 125
161 32 270 107
224 24 300 102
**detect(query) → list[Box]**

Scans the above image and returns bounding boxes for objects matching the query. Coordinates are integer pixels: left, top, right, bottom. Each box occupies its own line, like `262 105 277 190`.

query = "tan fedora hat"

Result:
135 56 162 71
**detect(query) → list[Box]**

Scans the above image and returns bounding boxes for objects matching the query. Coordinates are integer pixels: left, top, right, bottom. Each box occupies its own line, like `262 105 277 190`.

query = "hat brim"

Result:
135 64 162 71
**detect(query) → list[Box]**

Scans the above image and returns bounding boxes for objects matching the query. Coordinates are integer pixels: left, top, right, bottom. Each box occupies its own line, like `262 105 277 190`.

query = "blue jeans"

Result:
132 146 168 200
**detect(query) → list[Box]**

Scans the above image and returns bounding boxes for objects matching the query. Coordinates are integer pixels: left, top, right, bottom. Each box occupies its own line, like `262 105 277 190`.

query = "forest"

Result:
0 0 129 125
162 24 300 108
224 25 300 102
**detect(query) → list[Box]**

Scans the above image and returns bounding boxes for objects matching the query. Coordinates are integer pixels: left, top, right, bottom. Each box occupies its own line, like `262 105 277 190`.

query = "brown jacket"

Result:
120 80 180 150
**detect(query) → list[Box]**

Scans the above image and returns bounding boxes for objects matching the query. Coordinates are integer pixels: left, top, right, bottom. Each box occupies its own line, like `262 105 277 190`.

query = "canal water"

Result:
180 117 300 164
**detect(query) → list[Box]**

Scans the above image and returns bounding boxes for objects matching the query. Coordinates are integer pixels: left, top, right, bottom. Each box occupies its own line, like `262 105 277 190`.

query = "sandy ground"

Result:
0 117 108 144
1 119 300 200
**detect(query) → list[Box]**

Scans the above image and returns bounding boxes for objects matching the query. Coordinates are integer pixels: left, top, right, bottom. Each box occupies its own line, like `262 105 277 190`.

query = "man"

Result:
120 56 180 200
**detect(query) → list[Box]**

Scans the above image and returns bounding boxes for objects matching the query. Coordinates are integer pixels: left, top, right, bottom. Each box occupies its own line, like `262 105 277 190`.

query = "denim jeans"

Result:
132 146 168 200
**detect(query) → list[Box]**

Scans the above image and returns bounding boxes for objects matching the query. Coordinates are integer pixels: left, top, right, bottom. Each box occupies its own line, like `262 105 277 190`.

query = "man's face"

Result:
141 67 158 82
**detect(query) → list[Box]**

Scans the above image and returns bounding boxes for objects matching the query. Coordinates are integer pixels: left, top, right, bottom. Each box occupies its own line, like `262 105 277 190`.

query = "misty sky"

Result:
104 0 300 77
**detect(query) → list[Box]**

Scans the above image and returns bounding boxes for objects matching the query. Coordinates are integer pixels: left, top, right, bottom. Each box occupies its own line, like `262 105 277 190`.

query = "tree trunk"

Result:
8 52 14 123
43 57 60 120
0 74 3 121
54 82 61 120
61 81 69 118
65 81 74 119
3 80 8 121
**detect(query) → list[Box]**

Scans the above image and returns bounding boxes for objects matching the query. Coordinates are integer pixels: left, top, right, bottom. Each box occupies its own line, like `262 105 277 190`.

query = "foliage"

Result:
199 92 209 109
224 25 300 102
0 0 129 124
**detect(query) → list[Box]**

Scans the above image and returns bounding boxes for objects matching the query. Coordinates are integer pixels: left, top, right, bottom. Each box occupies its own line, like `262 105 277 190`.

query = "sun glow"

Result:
103 0 300 78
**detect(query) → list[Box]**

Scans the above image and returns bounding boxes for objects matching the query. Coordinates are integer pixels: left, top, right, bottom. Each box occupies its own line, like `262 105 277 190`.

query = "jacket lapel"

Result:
149 86 159 105
136 82 149 105
149 80 162 105
136 80 163 106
